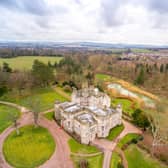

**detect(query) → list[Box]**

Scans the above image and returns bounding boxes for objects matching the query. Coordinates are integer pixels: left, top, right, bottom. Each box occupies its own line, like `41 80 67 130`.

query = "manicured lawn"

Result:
68 138 100 154
107 125 124 141
72 154 103 168
118 133 141 148
0 105 20 133
3 125 55 168
44 111 54 120
1 87 67 111
95 73 111 81
111 98 137 116
110 152 122 168
0 56 62 70
125 145 167 168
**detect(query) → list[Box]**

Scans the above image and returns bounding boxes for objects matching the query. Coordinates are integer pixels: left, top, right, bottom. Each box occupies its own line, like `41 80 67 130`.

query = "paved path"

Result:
92 120 142 168
0 101 74 168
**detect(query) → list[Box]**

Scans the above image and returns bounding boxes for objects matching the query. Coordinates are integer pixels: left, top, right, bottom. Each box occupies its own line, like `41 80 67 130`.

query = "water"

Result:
108 83 155 108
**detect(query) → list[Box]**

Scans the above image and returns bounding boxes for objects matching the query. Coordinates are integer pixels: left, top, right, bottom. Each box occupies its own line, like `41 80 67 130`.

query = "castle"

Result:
54 87 122 144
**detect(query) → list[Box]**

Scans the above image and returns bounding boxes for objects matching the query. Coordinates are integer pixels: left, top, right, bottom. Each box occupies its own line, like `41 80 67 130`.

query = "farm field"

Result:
0 105 20 133
0 87 67 111
125 145 167 168
3 125 55 168
0 56 62 70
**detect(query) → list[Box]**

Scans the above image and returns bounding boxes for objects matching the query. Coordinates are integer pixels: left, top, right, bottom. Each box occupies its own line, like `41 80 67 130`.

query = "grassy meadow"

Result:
0 56 62 70
0 105 20 133
3 125 55 168
125 145 167 168
0 87 68 111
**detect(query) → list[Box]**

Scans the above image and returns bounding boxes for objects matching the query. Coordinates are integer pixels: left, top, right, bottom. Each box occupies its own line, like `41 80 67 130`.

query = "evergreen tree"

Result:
2 62 12 72
135 67 145 85
160 64 164 73
31 60 54 87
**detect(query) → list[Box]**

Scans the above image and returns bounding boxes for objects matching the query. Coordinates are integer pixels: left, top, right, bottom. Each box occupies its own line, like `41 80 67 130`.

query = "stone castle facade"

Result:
54 87 122 144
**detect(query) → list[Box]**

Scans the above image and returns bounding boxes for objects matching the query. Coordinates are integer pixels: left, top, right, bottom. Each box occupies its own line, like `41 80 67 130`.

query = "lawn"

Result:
0 104 20 133
125 145 167 168
95 73 111 81
0 56 62 70
44 111 54 120
106 125 124 141
3 125 55 168
71 154 103 168
68 138 100 154
118 133 141 148
110 152 122 168
1 87 68 111
111 98 137 116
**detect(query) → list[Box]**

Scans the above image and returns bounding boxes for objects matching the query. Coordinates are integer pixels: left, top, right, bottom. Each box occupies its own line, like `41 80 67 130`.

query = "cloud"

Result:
0 0 68 16
0 0 168 44
148 0 168 14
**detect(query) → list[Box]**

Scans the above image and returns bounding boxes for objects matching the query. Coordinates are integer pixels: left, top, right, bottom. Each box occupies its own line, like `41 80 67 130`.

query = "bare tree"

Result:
147 101 168 156
8 71 33 95
27 98 41 127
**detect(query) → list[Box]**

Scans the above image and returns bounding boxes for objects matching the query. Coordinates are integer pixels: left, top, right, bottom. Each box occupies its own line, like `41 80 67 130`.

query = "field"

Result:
0 87 68 111
68 138 100 154
71 154 103 168
125 145 167 168
3 125 55 168
0 105 20 133
0 56 62 70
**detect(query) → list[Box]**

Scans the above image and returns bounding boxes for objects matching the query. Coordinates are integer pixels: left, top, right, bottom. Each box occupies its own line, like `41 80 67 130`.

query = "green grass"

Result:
68 138 100 154
71 154 103 168
44 111 54 120
1 87 67 111
111 98 138 116
107 125 124 141
0 105 20 133
0 56 62 70
110 152 122 168
118 133 140 148
125 145 167 168
3 125 55 168
95 73 111 81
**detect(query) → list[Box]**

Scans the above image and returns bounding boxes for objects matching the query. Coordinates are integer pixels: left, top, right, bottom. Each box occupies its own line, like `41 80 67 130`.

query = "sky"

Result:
0 0 168 45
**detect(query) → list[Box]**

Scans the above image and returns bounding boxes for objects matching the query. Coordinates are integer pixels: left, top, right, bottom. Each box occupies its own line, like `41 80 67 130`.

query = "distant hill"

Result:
0 41 168 49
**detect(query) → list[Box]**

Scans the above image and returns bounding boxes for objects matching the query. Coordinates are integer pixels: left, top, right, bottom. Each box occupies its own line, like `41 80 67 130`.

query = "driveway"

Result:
0 101 74 168
92 119 142 168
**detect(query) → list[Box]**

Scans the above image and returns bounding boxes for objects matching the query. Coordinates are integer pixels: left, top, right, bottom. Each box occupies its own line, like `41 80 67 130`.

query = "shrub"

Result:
117 163 124 168
63 85 72 93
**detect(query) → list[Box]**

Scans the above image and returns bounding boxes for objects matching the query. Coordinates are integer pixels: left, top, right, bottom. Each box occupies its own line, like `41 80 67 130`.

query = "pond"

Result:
108 83 155 108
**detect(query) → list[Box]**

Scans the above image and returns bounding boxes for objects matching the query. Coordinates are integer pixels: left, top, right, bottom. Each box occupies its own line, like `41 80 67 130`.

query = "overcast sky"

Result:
0 0 168 45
